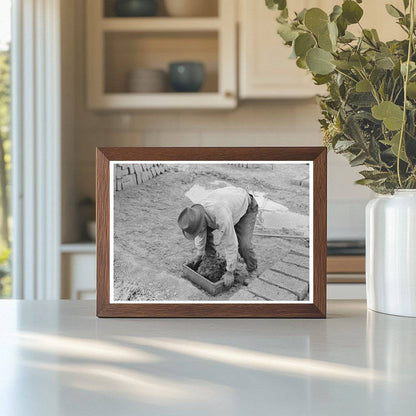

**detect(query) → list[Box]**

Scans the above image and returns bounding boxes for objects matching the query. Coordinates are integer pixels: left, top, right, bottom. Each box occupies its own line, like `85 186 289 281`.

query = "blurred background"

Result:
1 0 404 300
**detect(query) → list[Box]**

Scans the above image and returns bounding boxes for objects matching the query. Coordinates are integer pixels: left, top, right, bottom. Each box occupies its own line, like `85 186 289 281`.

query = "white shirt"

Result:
194 187 250 272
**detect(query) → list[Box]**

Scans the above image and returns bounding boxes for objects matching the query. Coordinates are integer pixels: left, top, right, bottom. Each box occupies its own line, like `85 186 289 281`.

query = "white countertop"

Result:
0 300 415 415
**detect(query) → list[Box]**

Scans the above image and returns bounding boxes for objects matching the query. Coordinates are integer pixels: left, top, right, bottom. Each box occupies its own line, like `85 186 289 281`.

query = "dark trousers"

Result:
205 194 258 272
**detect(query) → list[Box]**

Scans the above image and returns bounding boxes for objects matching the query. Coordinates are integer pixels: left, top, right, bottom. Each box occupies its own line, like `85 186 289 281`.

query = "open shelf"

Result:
61 242 96 254
91 92 235 109
103 0 219 18
104 31 219 94
86 0 236 109
101 17 221 32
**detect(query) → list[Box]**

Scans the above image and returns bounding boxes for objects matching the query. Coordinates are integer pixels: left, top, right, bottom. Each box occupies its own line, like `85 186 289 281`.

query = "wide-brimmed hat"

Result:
177 204 205 240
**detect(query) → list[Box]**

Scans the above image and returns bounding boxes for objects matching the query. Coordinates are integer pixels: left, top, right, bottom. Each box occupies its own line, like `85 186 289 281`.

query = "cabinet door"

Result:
239 0 320 99
62 253 96 300
239 0 403 99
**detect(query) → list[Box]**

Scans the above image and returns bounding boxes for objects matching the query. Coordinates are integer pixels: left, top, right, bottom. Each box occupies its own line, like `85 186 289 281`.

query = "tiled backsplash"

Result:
74 101 326 198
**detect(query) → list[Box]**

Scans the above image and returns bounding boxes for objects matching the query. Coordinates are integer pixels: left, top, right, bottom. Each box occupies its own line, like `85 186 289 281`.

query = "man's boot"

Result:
247 269 258 283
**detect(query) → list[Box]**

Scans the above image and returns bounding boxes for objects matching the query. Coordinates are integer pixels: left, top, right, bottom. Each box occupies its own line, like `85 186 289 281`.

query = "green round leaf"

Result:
296 57 307 69
401 61 416 76
339 31 356 42
296 8 307 22
304 8 329 35
306 47 335 75
371 29 380 42
371 101 403 131
277 23 299 42
385 4 403 18
328 21 338 41
342 0 363 24
317 22 338 52
280 8 289 19
336 15 348 36
333 59 353 70
356 79 372 92
318 32 333 52
313 74 331 85
330 5 343 22
355 178 377 186
294 33 315 57
375 56 395 70
407 82 416 99
350 53 368 69
266 0 287 11
362 29 375 44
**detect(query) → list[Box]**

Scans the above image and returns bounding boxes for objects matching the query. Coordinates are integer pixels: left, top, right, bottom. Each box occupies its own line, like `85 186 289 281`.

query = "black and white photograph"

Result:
110 161 313 303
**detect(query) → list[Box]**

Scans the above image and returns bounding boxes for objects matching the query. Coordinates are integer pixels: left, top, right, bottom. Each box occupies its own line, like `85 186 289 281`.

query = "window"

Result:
0 0 11 298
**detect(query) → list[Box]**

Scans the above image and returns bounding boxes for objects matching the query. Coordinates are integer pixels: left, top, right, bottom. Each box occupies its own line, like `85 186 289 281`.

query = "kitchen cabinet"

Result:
239 0 323 99
87 0 405 107
61 244 96 300
238 0 404 99
86 0 237 109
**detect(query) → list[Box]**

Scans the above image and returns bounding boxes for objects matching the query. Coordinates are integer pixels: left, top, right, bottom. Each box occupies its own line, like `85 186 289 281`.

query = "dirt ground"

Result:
113 164 310 301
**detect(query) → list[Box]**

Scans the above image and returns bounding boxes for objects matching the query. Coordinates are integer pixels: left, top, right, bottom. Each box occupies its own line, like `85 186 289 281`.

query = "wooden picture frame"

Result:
96 147 327 318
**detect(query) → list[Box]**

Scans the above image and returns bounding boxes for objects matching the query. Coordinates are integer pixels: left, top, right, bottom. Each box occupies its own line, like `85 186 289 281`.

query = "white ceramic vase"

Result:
366 190 416 317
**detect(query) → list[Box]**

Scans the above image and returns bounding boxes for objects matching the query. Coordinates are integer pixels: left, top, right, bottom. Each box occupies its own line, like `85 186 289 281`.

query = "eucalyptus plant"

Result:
266 0 416 193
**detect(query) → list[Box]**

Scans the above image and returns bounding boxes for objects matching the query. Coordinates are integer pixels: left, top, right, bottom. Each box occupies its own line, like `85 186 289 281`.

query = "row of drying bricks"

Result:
114 163 168 191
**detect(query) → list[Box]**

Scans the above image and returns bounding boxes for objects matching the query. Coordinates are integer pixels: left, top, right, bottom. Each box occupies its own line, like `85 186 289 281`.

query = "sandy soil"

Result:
113 164 310 301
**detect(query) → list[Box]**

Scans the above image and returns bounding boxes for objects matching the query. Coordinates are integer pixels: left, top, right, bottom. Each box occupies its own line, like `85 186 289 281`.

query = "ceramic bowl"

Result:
168 62 205 93
114 0 158 17
127 68 167 93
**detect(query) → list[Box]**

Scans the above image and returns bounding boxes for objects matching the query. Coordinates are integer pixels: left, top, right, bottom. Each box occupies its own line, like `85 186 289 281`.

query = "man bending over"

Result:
178 187 258 288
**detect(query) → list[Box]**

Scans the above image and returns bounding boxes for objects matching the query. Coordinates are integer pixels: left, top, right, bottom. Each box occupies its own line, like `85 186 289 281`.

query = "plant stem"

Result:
390 79 397 101
393 86 404 104
334 68 357 83
397 0 415 188
358 69 380 104
358 22 378 49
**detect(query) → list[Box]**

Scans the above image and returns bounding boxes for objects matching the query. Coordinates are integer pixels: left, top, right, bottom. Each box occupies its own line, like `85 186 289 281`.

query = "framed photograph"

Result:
96 147 327 318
